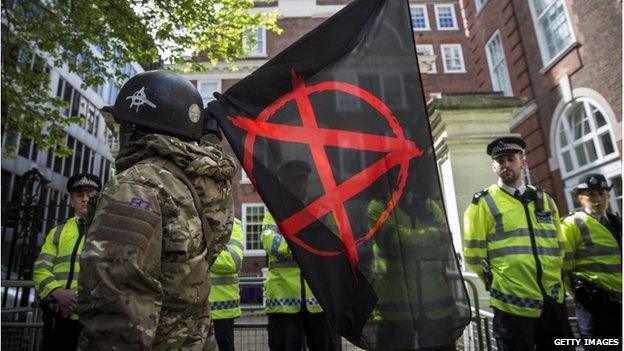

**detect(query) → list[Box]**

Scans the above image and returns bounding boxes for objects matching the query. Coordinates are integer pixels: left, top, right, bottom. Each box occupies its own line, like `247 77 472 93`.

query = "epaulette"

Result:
471 189 488 204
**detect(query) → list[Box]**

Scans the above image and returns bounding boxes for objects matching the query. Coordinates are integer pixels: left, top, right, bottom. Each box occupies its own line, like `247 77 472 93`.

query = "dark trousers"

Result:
576 299 622 350
493 298 573 351
267 311 341 351
41 310 83 351
214 318 236 351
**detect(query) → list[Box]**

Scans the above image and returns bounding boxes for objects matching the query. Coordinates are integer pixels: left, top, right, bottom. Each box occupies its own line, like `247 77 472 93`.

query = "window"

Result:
244 27 266 57
241 168 252 184
528 0 575 66
485 30 513 96
556 98 618 176
197 80 221 107
434 4 458 30
440 44 466 73
416 45 437 73
410 5 430 30
242 203 267 255
475 0 489 12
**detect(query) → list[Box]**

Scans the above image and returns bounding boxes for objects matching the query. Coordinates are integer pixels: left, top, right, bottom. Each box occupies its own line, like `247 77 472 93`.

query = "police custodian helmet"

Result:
102 70 205 141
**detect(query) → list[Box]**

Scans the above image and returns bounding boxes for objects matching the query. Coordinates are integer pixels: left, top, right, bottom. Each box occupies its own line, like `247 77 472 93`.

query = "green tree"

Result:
1 0 280 156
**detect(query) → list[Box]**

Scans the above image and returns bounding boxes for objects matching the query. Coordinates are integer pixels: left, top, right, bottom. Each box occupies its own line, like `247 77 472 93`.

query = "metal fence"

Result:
1 275 577 351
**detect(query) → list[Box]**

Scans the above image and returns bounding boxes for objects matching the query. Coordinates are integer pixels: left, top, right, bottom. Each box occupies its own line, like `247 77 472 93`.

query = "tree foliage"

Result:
1 0 280 156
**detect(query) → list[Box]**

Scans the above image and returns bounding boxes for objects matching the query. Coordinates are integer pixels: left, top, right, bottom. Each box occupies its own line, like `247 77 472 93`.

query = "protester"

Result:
77 70 237 350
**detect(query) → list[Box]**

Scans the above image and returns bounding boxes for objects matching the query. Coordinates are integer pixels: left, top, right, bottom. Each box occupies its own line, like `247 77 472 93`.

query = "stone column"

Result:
427 94 525 258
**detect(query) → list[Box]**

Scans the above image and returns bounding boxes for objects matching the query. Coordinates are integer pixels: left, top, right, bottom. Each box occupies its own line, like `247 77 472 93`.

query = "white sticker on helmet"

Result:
126 87 156 112
188 104 201 123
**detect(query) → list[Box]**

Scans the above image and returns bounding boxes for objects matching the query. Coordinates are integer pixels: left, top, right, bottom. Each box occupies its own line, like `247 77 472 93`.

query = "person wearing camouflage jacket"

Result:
77 71 237 350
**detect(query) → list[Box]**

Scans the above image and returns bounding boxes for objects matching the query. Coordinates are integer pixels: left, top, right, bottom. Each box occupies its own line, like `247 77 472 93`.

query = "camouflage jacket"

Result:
77 134 237 350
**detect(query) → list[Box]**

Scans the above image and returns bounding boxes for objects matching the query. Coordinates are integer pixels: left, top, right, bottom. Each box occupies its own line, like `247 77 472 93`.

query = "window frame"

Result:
245 27 267 58
527 0 576 68
416 44 437 74
485 30 513 96
440 44 466 73
475 0 489 13
434 4 459 30
242 203 268 257
409 5 430 31
555 98 619 179
197 80 221 108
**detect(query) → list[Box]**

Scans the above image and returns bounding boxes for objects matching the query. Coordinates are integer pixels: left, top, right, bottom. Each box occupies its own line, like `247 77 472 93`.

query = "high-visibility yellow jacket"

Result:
369 198 457 322
261 212 322 314
32 217 85 320
463 185 566 318
209 218 244 320
561 211 621 294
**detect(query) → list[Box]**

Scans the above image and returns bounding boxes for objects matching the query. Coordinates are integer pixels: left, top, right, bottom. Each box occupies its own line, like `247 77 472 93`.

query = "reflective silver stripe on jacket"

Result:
226 247 242 271
464 240 486 249
212 276 239 286
37 276 57 292
228 238 244 252
53 223 65 246
576 263 621 274
54 272 78 281
489 246 561 259
489 228 557 242
54 254 74 265
269 261 298 269
573 214 620 259
36 253 56 263
574 215 594 246
483 193 504 237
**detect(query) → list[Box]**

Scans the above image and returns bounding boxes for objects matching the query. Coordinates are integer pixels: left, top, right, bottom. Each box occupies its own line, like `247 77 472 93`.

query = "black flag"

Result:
210 0 471 348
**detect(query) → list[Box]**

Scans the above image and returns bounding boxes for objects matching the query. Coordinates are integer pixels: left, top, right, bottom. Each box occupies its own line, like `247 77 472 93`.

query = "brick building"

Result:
460 0 622 213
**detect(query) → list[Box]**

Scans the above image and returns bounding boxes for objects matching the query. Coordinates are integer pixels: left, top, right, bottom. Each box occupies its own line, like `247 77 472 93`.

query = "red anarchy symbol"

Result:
228 71 423 266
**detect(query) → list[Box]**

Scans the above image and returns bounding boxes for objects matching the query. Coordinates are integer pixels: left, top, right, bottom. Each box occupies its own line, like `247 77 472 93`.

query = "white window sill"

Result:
413 27 430 31
437 26 459 31
443 70 467 74
539 42 579 74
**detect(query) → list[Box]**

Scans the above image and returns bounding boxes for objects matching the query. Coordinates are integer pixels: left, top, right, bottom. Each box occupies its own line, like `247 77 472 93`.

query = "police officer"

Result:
262 160 341 351
463 137 572 350
33 173 101 351
369 193 457 350
209 218 244 351
562 173 621 346
77 70 237 350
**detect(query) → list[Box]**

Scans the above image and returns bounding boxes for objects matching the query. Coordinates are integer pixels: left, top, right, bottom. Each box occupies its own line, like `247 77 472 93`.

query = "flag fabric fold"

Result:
210 0 471 348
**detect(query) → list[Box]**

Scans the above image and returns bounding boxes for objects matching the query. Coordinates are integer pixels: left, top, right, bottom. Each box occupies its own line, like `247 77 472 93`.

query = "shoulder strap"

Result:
159 160 212 253
471 189 488 205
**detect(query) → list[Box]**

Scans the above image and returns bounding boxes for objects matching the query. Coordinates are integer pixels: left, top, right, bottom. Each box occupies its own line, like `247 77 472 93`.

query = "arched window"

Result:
555 97 621 213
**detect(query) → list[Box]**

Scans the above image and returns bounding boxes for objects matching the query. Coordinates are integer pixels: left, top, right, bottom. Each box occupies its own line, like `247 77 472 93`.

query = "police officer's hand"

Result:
51 288 78 317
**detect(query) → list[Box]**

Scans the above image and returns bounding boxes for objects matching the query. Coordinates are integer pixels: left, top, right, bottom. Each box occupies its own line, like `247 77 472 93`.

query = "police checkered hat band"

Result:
486 137 526 159
67 173 101 192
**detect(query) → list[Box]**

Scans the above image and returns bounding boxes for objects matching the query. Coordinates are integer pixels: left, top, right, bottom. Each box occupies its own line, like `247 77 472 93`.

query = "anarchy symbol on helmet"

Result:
126 87 157 112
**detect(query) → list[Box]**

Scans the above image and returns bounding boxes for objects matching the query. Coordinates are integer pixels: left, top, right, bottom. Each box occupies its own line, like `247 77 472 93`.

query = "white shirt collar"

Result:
584 207 606 220
497 179 527 196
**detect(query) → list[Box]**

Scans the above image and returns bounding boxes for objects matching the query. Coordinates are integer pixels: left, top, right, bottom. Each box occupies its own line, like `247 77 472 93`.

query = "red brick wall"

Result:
414 1 476 95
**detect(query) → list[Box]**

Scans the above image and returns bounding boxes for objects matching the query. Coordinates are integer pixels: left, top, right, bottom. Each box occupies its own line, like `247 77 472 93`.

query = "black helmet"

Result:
102 70 204 141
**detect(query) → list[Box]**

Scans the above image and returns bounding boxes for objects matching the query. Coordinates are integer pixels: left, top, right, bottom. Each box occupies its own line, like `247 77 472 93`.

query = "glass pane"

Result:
558 127 568 147
600 133 615 155
534 0 557 15
570 104 586 140
575 144 587 166
562 151 573 172
539 1 573 60
585 140 597 162
592 106 607 127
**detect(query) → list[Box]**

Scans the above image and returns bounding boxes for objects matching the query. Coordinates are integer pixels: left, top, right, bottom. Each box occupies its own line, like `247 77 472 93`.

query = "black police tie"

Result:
514 189 521 198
